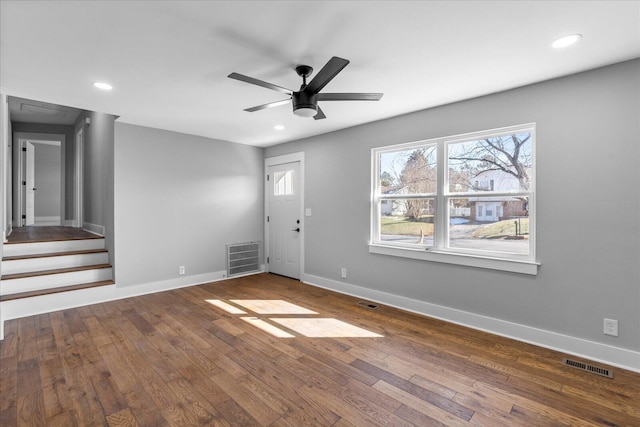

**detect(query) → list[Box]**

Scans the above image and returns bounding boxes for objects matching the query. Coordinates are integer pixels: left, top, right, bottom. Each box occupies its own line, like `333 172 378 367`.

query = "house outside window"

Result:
371 123 537 274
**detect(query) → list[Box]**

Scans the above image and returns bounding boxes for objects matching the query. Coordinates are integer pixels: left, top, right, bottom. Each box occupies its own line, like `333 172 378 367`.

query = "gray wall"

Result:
33 143 61 217
265 59 640 352
76 111 116 266
114 122 264 287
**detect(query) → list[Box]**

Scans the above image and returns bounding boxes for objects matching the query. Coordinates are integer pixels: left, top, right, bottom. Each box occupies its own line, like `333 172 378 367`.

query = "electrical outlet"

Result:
604 318 618 336
179 266 186 275
341 268 347 278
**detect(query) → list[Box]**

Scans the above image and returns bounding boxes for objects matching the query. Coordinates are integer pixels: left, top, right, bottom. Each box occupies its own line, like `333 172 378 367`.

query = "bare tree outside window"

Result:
373 125 535 261
448 133 532 193
377 145 437 245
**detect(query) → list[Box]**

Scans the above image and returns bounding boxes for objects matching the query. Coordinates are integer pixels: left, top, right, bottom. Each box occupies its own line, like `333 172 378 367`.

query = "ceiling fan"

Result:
228 56 383 120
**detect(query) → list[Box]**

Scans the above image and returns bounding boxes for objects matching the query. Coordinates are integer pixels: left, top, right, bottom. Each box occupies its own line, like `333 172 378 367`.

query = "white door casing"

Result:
75 127 84 228
265 153 304 280
25 141 35 225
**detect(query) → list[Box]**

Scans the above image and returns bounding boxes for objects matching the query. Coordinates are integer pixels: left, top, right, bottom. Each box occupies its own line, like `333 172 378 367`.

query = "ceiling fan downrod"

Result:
295 65 313 88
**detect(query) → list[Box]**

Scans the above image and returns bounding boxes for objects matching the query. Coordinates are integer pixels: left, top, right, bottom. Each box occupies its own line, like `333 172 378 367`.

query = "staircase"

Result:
1 236 114 301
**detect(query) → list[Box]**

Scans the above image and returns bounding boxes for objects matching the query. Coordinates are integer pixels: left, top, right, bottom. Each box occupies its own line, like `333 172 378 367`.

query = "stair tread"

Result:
2 248 109 262
5 235 104 244
1 264 112 280
0 280 115 301
5 232 105 245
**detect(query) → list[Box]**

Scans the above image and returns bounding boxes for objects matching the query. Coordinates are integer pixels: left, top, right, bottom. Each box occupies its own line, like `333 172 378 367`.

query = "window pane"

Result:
274 170 293 195
448 197 529 255
379 146 437 195
448 132 532 193
379 198 435 246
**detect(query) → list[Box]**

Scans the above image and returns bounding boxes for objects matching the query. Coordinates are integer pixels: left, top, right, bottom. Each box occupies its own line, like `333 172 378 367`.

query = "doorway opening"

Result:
265 153 305 280
15 134 64 227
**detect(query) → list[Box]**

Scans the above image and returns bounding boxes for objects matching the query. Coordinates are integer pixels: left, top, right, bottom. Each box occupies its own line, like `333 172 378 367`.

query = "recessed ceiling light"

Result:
92 81 113 90
552 34 582 49
274 125 285 131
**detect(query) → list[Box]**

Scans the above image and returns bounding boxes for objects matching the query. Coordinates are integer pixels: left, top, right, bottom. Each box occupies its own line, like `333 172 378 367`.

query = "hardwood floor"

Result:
1 273 638 426
6 226 101 244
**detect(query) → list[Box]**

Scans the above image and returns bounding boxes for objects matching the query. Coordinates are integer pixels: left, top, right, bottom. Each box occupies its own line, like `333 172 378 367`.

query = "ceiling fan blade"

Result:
318 93 383 101
244 98 291 112
228 72 292 95
304 57 349 94
313 106 326 120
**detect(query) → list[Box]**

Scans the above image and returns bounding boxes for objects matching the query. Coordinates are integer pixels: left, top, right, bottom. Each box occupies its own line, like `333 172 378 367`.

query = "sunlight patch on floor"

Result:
230 299 318 315
206 299 247 314
271 318 383 338
206 298 384 338
240 317 295 338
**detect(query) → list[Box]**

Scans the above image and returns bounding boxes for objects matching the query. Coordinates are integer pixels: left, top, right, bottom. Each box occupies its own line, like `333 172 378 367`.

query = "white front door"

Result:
25 141 35 225
267 162 301 279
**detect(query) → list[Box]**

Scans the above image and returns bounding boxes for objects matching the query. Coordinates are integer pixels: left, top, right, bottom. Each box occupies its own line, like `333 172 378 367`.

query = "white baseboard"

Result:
83 222 105 236
3 223 12 242
63 220 75 227
302 273 640 374
35 216 61 226
0 270 231 340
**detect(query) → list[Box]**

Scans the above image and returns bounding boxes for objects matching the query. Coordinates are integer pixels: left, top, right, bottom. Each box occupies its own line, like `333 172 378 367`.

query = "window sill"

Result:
368 244 540 275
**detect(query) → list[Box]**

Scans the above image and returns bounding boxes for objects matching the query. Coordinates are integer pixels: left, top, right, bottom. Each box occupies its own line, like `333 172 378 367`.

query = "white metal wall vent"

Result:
226 242 261 277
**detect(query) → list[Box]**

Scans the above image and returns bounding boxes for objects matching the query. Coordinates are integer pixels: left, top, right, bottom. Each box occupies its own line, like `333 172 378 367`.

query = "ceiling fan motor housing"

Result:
292 91 317 116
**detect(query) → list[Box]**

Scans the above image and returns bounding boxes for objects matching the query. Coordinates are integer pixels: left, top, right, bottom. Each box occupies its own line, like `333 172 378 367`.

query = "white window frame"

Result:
370 123 539 275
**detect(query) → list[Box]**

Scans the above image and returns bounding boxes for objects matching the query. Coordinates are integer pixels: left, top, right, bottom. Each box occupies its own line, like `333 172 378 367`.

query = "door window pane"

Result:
274 170 293 195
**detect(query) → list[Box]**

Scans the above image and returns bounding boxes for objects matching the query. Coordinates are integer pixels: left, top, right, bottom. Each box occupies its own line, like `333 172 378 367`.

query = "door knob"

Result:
292 227 300 232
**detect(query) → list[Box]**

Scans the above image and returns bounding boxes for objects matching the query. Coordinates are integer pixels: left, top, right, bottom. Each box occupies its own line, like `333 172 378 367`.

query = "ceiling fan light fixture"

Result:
292 91 318 118
293 106 317 118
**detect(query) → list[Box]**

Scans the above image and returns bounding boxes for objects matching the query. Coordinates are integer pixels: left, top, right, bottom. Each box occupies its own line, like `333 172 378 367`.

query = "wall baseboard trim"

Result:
83 222 105 236
301 273 640 374
35 216 61 226
0 270 232 340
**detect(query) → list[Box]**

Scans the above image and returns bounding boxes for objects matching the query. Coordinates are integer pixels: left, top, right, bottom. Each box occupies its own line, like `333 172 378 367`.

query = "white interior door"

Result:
25 141 35 225
267 162 301 279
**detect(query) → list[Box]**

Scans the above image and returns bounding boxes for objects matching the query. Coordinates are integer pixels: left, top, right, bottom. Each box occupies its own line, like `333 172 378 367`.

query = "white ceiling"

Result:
1 1 639 147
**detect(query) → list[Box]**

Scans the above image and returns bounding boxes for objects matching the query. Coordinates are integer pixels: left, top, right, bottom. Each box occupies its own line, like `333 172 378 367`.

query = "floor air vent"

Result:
562 358 613 378
226 241 260 277
357 301 379 310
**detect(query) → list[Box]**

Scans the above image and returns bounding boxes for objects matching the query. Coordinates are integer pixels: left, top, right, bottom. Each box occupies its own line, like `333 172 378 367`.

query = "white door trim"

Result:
1 93 8 242
265 152 305 279
74 127 84 228
25 141 35 225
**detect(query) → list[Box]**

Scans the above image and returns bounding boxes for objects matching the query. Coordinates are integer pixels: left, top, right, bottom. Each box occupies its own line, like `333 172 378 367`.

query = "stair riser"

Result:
1 268 113 295
1 253 109 275
3 239 105 257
